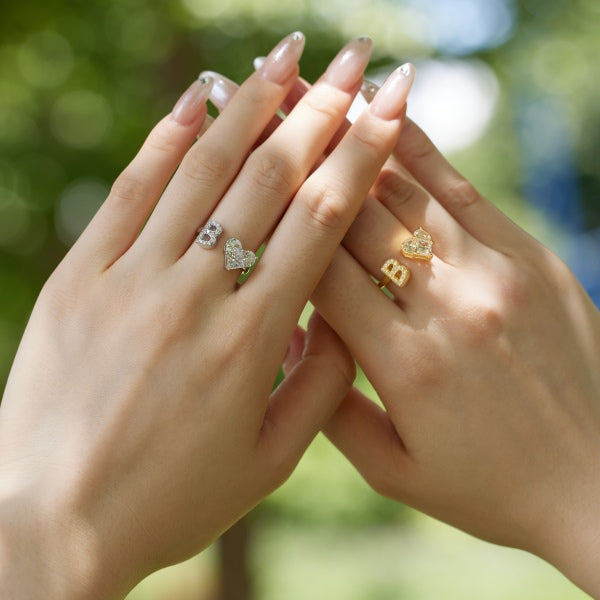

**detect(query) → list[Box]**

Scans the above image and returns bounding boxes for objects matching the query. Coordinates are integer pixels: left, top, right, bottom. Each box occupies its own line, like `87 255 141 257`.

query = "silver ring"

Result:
195 220 223 249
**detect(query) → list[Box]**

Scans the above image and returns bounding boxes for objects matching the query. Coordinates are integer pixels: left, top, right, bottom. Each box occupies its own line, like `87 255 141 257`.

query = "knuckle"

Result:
374 169 420 209
347 125 385 160
109 171 146 207
402 122 438 162
303 186 349 234
180 146 233 185
445 177 482 212
302 88 343 122
236 83 278 113
246 149 297 197
145 124 180 156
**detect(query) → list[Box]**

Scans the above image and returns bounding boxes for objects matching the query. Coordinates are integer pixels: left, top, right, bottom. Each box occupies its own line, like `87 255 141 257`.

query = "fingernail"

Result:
323 36 373 91
199 70 239 111
369 63 415 120
360 79 379 103
171 75 214 125
258 31 305 84
253 56 266 70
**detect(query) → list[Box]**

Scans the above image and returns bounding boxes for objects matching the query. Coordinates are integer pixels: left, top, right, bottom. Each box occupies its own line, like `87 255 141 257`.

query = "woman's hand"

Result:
0 34 415 599
303 111 600 595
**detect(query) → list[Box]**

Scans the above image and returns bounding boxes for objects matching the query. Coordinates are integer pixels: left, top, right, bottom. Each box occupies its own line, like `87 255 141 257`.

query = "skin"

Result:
205 65 600 595
309 121 600 595
0 34 415 599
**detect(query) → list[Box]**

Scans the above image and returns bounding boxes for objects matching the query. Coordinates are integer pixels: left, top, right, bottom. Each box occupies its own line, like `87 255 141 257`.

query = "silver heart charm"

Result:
224 238 257 272
195 220 223 249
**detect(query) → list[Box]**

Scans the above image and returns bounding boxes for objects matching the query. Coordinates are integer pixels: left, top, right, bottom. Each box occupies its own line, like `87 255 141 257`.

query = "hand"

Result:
304 112 600 595
0 34 414 599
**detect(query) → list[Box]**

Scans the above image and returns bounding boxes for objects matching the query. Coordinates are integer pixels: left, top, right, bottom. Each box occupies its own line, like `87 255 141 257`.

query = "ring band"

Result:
401 227 433 261
378 259 410 289
195 220 223 249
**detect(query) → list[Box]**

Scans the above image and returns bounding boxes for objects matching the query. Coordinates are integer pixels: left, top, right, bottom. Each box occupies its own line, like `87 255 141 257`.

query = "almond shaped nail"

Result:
257 31 305 84
369 63 415 121
323 36 373 91
199 70 239 111
171 75 214 125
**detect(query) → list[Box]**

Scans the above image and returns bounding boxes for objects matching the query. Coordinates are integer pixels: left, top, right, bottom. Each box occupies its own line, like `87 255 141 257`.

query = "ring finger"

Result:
179 37 374 290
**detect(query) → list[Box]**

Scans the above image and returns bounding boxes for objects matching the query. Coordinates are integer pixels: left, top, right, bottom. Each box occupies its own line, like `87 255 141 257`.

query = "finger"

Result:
133 32 305 263
252 65 415 318
395 118 528 251
73 76 214 271
342 194 414 302
323 387 410 498
282 325 306 375
365 162 476 266
311 246 407 364
179 37 374 290
258 311 356 477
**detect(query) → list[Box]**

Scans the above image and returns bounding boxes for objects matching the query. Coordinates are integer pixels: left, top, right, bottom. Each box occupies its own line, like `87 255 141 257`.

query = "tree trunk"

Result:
217 516 253 600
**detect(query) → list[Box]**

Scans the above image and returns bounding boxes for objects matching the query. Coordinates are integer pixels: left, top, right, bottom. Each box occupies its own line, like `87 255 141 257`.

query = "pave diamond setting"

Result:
401 227 433 261
195 220 223 249
224 238 257 272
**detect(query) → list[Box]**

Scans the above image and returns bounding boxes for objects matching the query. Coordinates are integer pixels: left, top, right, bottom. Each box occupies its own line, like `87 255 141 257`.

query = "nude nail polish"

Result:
369 63 415 120
257 32 305 84
322 36 373 91
171 75 214 125
199 70 239 111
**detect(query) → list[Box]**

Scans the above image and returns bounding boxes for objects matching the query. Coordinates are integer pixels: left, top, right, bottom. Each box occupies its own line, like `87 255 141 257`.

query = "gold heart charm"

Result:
224 238 257 272
401 227 433 261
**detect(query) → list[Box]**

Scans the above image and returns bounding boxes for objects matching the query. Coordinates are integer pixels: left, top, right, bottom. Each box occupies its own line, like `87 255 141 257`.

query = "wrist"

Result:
525 466 600 596
0 477 118 600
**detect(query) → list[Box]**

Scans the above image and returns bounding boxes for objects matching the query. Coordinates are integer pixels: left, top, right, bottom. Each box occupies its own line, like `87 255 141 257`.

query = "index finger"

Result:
249 65 415 321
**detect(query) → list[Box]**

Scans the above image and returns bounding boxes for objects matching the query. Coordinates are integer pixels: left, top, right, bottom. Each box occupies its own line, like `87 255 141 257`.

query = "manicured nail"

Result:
171 75 214 125
257 32 305 84
323 36 373 91
360 79 379 103
369 63 415 120
199 70 239 111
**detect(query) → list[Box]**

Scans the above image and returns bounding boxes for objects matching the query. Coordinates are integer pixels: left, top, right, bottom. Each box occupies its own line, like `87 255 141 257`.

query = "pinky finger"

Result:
73 76 214 271
324 387 410 499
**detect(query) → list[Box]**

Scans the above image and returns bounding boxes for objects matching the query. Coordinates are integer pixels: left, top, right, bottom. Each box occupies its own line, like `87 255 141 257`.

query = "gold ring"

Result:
377 259 410 289
401 227 433 261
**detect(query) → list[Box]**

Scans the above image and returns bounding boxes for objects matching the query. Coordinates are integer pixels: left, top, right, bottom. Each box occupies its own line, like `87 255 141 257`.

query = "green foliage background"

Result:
1 0 598 598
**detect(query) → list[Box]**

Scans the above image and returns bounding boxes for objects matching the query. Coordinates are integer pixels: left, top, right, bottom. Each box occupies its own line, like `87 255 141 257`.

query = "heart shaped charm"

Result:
224 238 257 272
401 227 433 261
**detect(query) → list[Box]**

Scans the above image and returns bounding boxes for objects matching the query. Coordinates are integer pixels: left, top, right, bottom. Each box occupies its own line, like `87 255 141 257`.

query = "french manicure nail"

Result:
199 70 239 111
171 75 214 125
323 36 373 91
257 31 305 84
369 63 415 120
